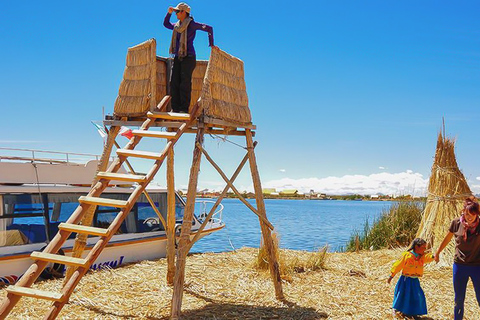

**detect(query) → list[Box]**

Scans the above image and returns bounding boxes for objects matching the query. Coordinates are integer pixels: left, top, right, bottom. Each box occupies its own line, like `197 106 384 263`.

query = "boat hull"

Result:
0 224 224 285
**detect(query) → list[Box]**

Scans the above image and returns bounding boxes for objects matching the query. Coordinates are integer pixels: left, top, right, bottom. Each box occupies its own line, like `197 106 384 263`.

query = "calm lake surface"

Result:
191 199 393 253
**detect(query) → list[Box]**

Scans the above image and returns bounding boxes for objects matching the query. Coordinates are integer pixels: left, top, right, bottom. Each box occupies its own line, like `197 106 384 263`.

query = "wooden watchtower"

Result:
0 39 283 319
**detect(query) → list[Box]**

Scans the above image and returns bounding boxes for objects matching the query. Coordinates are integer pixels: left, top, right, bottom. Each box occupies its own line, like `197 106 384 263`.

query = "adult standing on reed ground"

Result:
435 196 480 320
164 2 214 113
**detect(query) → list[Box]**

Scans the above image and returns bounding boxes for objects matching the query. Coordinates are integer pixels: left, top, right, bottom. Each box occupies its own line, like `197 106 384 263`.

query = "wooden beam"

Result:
196 143 274 230
245 129 284 301
171 125 205 319
58 223 109 237
78 196 128 208
30 252 88 268
6 287 64 302
166 148 176 286
104 116 256 131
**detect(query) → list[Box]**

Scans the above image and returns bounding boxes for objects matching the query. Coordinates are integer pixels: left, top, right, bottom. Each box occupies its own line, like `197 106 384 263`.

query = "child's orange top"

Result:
390 251 434 278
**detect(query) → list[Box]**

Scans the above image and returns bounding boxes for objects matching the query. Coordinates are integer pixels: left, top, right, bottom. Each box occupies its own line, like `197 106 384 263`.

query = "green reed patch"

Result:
345 201 425 252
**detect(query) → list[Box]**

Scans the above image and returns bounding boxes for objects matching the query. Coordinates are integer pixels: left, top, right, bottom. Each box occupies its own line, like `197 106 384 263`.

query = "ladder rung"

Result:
97 172 147 183
147 111 190 121
58 223 110 237
132 130 177 139
31 252 88 267
79 196 128 208
6 286 64 302
117 149 163 160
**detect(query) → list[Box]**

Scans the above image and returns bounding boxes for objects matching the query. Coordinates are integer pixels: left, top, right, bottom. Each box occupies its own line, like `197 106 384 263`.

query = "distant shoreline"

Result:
193 194 427 202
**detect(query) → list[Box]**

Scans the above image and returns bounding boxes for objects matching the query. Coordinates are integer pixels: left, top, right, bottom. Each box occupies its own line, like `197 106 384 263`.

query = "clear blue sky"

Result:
1 1 479 195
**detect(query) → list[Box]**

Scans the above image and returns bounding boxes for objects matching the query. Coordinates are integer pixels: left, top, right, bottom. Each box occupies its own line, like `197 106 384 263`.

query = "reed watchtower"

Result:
0 39 283 319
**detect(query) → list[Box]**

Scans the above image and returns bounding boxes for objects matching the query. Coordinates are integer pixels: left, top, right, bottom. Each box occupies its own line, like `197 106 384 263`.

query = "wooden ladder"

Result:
0 96 199 319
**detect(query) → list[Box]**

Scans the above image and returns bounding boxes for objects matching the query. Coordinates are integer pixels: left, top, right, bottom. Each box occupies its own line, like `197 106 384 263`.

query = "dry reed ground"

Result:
1 247 478 319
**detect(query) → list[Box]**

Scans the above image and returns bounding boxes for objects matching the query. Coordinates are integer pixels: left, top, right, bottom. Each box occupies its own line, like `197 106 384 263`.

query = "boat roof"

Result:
0 148 166 194
0 184 167 194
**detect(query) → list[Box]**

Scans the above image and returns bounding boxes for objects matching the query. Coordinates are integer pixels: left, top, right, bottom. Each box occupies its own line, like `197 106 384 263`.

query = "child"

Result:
387 238 435 317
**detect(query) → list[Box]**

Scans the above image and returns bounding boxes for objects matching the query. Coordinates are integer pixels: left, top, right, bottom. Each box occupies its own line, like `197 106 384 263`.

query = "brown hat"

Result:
173 2 191 13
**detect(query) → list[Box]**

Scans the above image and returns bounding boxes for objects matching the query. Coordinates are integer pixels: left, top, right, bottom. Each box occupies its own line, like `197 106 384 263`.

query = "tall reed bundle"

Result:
200 46 252 124
114 39 157 117
416 133 472 264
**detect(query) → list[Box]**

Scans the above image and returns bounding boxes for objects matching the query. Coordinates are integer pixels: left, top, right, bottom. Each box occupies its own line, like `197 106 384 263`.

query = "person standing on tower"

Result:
164 2 214 113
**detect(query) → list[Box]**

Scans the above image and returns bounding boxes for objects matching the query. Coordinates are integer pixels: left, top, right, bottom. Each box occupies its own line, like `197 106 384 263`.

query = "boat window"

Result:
1 195 47 247
94 206 127 234
137 202 165 232
47 202 79 240
175 196 185 221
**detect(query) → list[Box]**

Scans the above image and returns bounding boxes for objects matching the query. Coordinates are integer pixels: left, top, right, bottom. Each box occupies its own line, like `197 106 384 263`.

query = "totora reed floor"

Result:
1 247 479 319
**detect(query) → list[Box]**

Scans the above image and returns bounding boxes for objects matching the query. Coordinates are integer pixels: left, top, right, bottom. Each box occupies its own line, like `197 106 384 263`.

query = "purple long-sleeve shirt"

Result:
164 13 214 57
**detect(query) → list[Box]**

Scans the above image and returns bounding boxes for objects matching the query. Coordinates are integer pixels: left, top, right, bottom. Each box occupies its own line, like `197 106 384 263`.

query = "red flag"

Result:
119 126 133 139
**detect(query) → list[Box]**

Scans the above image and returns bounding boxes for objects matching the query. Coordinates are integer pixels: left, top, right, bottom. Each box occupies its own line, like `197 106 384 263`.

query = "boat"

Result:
0 147 225 286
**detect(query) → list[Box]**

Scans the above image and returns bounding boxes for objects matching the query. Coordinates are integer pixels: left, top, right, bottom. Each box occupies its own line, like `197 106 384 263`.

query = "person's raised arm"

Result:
192 21 214 47
164 8 175 30
435 232 454 263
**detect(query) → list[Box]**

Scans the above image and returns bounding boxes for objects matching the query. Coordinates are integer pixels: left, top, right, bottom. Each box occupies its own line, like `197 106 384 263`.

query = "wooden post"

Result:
64 125 121 283
170 124 205 319
166 148 176 285
245 129 284 301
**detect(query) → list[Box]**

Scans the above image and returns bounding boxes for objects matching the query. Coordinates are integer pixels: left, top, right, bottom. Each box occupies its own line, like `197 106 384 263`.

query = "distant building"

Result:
279 189 298 197
262 188 277 195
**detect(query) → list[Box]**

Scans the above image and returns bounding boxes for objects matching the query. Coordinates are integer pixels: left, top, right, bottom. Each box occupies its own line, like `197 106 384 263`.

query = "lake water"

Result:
191 199 393 253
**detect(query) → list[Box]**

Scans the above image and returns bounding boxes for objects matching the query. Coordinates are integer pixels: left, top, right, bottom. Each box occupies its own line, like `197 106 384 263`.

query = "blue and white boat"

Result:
0 148 225 285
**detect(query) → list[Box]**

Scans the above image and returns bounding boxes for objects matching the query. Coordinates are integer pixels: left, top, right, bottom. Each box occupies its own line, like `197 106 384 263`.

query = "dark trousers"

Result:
453 263 480 320
170 55 196 113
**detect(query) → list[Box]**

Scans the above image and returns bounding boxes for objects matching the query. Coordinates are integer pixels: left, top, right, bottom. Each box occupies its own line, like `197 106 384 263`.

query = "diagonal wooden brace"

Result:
195 142 274 231
187 142 258 251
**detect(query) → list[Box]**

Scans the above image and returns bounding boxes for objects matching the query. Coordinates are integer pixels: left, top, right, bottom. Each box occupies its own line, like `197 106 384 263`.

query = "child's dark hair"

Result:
464 196 480 215
407 238 427 252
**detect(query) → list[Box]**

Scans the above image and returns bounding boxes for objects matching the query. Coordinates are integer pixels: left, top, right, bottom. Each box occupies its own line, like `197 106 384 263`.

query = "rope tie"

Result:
426 192 472 202
209 133 247 150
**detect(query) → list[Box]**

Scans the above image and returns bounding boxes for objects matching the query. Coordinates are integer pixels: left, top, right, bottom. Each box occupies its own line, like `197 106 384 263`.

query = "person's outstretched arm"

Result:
191 21 214 46
164 8 174 30
435 232 454 263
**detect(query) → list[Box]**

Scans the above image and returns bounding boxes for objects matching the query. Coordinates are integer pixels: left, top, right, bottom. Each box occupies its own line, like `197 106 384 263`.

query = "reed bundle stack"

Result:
416 133 472 264
199 46 251 124
114 39 157 117
113 39 252 125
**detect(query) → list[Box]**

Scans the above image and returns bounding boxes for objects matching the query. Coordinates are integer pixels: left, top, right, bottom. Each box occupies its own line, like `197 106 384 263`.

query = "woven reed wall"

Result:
114 39 157 117
200 46 251 124
190 61 208 112
113 40 252 123
156 58 168 106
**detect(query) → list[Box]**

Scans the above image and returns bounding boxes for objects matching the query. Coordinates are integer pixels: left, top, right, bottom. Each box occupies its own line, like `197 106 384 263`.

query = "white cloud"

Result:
279 169 286 173
476 177 480 181
262 170 428 196
379 166 385 170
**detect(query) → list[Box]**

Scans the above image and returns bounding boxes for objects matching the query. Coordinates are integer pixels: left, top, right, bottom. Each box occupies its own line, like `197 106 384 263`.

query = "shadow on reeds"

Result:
147 287 328 320
153 302 328 320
